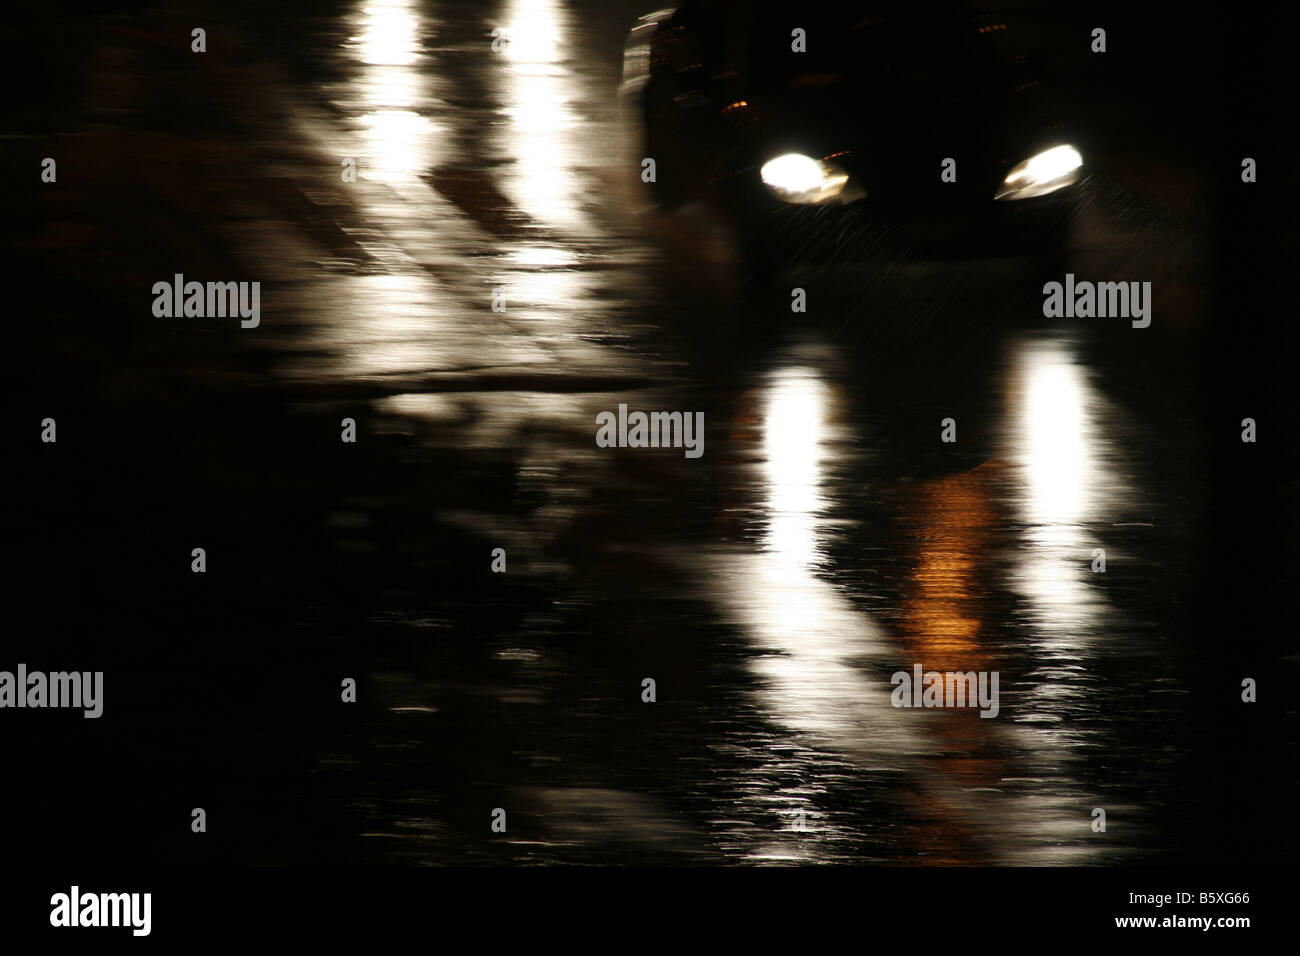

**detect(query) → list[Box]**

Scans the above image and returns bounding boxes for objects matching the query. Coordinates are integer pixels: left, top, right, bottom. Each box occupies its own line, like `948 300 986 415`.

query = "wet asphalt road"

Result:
8 0 1295 866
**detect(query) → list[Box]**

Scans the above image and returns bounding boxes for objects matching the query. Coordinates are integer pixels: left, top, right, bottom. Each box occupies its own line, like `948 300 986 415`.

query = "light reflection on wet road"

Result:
262 0 1209 864
19 0 1233 865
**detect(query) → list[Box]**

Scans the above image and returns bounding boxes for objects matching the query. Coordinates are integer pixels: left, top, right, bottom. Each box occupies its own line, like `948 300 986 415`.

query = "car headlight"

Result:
760 153 853 204
994 145 1083 200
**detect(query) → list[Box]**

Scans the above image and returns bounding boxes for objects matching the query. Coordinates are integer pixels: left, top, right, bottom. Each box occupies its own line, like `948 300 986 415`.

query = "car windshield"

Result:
738 2 1011 92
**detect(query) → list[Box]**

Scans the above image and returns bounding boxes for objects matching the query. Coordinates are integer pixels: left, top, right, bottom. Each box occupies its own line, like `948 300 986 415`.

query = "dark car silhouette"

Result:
632 0 1086 278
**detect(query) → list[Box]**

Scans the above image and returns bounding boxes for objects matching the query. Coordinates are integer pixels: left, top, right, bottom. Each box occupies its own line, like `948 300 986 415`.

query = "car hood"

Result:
725 7 1067 198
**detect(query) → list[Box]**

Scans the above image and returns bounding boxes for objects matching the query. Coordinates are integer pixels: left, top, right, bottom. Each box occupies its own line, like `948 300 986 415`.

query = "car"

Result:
627 1 1088 282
